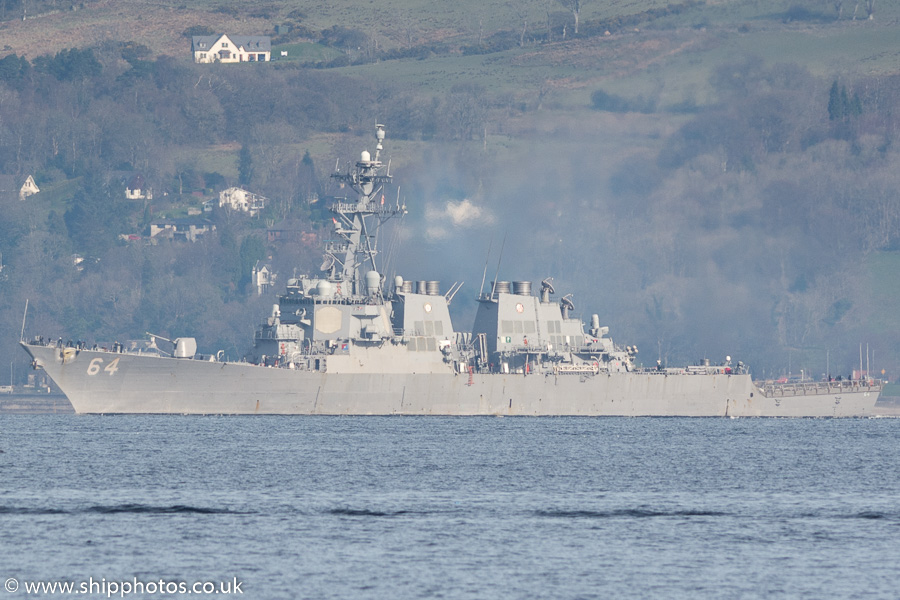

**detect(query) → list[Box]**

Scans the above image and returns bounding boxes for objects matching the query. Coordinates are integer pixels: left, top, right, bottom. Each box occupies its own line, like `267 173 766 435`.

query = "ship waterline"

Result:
21 343 880 417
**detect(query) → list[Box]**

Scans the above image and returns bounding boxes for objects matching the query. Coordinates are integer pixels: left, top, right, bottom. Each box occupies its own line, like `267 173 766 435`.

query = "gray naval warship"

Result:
21 126 882 416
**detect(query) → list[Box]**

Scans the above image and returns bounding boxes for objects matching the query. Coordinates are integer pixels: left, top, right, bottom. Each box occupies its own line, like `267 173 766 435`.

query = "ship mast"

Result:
327 125 406 298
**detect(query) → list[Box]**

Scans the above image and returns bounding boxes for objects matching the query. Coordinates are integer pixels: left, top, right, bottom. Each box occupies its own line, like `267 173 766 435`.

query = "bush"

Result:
590 89 656 113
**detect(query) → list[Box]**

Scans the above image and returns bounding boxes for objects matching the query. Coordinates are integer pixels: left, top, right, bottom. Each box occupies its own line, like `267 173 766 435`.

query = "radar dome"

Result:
365 271 380 295
316 280 333 297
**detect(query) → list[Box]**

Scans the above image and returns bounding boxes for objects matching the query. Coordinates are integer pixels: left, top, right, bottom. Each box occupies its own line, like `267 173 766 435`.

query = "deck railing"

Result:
758 380 882 398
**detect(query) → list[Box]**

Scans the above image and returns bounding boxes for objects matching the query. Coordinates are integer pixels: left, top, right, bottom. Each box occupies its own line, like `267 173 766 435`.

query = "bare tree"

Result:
507 0 536 47
852 0 874 19
556 0 586 35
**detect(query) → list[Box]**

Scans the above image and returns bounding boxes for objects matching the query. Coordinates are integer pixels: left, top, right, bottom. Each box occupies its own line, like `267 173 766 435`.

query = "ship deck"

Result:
757 380 881 398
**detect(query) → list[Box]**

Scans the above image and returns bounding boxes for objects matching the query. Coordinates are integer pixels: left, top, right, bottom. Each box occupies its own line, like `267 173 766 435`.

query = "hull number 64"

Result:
87 357 120 376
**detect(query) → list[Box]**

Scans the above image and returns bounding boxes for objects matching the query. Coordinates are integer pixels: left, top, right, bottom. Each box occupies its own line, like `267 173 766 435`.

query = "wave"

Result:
534 508 900 520
533 508 729 519
0 506 68 515
85 503 248 515
0 504 250 515
844 511 900 521
327 507 414 517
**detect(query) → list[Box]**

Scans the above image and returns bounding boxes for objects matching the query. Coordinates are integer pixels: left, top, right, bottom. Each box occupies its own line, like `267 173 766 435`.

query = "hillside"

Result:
2 0 900 384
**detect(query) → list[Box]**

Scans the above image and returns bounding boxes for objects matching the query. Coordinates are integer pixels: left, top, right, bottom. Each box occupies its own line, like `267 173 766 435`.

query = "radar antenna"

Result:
560 294 575 319
540 278 555 303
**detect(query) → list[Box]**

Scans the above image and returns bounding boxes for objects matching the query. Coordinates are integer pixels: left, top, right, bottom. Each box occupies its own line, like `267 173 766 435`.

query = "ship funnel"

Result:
512 281 532 296
491 281 511 298
426 281 441 295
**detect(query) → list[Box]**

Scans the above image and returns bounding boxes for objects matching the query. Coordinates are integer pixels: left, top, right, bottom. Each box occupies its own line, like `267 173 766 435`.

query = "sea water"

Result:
1 415 899 599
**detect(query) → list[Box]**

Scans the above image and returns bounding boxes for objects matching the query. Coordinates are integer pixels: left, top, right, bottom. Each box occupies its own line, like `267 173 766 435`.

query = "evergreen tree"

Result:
827 80 843 120
238 144 253 186
238 235 266 291
0 53 30 82
840 85 850 119
851 92 863 117
33 48 101 81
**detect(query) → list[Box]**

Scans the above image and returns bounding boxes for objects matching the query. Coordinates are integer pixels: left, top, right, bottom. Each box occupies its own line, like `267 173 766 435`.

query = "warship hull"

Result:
20 127 884 418
22 343 880 417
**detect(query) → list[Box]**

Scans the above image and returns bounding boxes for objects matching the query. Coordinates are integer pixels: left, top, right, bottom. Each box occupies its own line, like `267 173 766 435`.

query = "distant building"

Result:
219 187 267 216
125 174 152 201
19 175 40 200
0 174 40 201
149 218 216 243
191 35 271 64
252 261 277 295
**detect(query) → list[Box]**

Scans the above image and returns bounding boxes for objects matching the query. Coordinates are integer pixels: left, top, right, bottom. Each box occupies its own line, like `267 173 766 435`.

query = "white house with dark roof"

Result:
191 35 271 64
125 173 152 200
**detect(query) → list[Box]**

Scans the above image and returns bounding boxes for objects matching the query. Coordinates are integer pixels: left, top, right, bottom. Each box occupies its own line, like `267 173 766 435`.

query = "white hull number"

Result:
87 357 120 375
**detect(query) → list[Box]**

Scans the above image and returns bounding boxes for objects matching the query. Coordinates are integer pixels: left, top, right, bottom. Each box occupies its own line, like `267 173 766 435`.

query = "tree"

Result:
851 0 873 19
827 81 862 121
507 0 537 47
0 54 30 83
63 174 130 260
827 80 844 121
555 0 586 34
33 48 101 81
238 235 266 292
238 144 253 186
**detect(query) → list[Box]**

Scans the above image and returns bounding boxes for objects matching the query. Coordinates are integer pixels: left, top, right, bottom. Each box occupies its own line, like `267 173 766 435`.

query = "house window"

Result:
220 50 231 59
199 42 206 48
222 42 228 48
200 53 207 59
